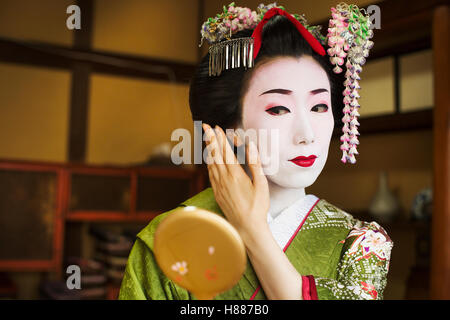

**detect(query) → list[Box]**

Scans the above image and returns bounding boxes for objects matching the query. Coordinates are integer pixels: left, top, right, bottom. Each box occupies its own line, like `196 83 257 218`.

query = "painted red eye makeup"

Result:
266 106 291 116
311 104 329 113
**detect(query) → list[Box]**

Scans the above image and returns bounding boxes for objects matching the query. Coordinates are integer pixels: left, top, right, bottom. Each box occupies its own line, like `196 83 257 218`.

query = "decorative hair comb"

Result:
199 2 374 164
199 2 326 76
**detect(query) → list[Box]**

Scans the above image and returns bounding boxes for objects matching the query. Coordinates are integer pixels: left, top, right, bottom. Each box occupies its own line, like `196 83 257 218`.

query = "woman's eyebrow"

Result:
259 88 329 96
259 88 292 96
310 88 329 95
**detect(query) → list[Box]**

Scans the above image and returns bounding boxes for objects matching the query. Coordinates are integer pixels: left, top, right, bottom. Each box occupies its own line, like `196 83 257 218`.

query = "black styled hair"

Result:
189 15 344 130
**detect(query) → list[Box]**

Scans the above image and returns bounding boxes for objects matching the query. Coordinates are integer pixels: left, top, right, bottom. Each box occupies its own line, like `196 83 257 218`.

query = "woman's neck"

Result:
267 180 306 219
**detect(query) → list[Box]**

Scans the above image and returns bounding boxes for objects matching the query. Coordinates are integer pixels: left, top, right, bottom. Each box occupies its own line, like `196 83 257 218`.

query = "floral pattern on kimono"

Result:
310 220 393 300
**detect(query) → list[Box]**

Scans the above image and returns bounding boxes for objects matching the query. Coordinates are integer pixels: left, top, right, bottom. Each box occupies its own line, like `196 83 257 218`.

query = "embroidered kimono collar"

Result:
268 194 319 250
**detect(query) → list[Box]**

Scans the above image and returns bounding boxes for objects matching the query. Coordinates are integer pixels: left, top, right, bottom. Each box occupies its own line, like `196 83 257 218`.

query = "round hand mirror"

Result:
154 206 247 300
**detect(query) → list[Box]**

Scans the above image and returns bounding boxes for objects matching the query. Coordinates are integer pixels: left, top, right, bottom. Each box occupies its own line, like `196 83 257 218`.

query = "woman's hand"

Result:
202 123 304 300
202 123 270 243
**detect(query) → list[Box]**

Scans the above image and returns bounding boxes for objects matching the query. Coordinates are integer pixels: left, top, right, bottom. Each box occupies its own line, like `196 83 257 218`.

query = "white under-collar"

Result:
268 194 319 250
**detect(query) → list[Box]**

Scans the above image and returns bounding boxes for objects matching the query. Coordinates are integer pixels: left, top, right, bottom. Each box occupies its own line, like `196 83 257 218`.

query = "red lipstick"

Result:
289 155 317 167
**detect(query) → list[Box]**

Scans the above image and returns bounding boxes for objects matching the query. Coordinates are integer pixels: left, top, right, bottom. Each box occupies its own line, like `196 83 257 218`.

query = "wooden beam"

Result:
332 109 433 137
74 0 93 51
68 0 94 163
393 54 400 113
370 7 432 60
370 0 447 25
430 5 450 300
68 61 91 163
0 38 196 83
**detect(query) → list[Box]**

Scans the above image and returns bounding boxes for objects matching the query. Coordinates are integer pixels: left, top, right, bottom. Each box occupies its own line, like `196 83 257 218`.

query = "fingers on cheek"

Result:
206 151 214 166
208 165 217 185
207 165 212 181
205 145 213 162
208 166 223 195
212 184 223 203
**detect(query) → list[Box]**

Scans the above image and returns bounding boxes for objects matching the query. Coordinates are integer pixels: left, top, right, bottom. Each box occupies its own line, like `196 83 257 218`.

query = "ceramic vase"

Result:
368 171 400 222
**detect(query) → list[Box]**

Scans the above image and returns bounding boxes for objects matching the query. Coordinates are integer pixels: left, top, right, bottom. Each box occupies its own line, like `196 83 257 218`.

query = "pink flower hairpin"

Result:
328 3 373 164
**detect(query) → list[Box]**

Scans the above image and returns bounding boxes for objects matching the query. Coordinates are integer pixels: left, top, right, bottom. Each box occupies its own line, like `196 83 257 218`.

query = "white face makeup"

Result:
240 56 335 189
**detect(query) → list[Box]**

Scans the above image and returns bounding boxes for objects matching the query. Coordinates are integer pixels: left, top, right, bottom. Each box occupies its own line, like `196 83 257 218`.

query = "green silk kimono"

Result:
118 187 393 300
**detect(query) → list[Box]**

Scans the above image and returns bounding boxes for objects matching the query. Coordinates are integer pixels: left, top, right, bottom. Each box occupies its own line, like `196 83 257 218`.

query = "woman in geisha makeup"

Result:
119 3 393 300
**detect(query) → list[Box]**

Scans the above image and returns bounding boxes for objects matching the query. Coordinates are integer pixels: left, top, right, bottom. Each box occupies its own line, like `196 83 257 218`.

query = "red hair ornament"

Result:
251 7 326 59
